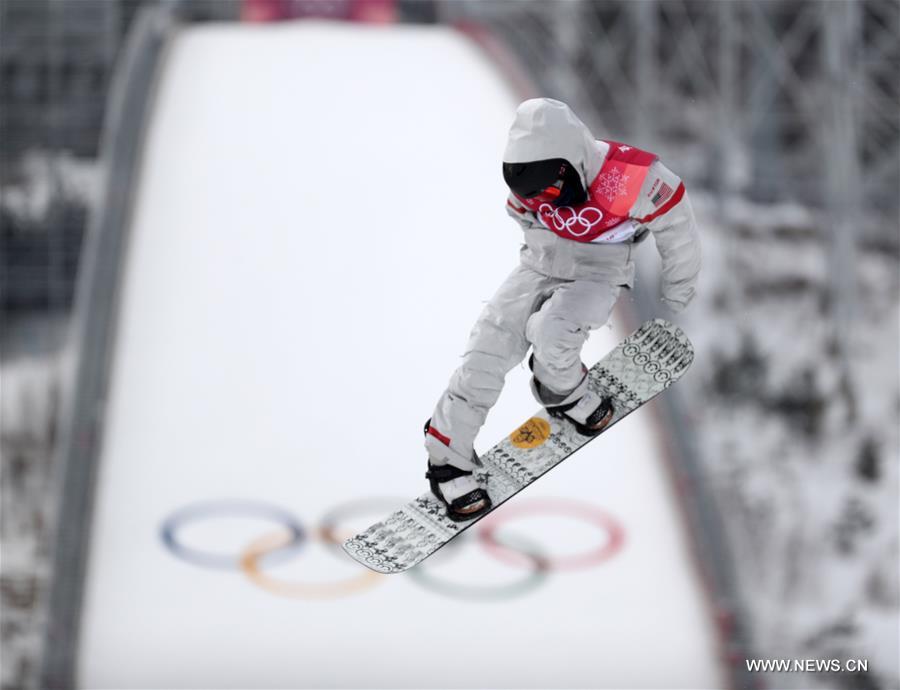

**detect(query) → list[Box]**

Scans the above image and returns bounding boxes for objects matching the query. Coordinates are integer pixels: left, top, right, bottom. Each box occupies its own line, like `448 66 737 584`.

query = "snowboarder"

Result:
424 98 701 522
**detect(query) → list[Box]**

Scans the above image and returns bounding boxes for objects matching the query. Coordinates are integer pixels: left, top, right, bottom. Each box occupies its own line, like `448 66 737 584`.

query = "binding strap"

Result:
425 463 473 482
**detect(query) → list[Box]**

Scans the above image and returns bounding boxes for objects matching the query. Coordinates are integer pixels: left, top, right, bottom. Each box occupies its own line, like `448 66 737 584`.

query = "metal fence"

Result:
442 0 899 221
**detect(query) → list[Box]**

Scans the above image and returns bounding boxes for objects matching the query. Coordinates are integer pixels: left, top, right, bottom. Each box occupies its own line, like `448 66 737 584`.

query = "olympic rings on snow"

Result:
158 496 625 601
317 497 408 553
240 527 384 599
160 499 305 570
236 497 405 599
406 531 550 601
478 497 624 571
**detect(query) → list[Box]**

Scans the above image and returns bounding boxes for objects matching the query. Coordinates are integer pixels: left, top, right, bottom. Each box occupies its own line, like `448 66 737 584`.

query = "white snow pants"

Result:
426 264 620 470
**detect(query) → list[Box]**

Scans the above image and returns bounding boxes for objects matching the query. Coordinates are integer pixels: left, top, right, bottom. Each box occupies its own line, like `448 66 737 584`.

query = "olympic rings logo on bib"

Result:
159 496 625 602
537 203 604 238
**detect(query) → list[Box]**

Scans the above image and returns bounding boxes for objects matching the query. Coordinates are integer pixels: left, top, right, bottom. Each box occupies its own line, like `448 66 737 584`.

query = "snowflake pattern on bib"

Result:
595 167 631 203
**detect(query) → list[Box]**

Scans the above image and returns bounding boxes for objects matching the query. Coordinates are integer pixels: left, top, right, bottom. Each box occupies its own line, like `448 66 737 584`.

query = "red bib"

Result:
514 141 657 244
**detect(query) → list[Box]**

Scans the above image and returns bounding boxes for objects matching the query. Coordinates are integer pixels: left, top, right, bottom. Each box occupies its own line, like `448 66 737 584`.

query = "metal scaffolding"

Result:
443 0 898 225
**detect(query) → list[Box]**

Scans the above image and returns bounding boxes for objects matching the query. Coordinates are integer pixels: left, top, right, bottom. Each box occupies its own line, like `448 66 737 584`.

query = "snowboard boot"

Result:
423 419 492 522
547 389 615 437
528 355 614 437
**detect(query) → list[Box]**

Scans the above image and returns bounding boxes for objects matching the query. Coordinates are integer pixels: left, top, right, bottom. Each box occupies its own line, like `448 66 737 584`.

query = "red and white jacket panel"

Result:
505 140 701 312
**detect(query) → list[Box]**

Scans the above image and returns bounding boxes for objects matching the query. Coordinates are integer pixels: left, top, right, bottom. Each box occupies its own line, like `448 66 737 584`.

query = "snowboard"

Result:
342 318 693 574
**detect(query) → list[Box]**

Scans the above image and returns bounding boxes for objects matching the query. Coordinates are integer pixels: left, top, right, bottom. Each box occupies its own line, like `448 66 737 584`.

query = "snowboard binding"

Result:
425 462 493 522
547 392 615 437
528 354 615 437
423 419 493 522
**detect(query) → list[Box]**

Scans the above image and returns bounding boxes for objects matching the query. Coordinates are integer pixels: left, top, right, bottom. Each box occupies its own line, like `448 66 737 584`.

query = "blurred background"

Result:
1 1 897 689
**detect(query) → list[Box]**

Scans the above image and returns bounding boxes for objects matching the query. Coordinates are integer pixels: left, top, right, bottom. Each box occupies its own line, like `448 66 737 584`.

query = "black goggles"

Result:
503 158 572 201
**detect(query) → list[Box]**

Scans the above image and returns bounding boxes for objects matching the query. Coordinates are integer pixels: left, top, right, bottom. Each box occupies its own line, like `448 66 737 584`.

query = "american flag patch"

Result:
651 182 674 207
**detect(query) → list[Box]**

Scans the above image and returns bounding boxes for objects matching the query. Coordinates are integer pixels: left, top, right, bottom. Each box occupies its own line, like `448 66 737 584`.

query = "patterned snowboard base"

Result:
342 318 694 574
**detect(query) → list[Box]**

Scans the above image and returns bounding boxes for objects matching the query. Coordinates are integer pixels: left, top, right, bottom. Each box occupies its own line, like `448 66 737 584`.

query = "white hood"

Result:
502 98 604 190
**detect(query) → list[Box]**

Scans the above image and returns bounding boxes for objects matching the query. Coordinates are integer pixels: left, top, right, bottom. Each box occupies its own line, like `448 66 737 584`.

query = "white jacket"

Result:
503 98 701 312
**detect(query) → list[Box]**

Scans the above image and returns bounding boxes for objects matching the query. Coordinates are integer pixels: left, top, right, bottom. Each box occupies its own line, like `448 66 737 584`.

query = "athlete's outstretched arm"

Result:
632 161 702 313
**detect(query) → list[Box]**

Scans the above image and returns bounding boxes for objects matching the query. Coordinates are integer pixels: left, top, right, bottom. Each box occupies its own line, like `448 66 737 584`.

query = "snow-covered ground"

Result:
673 194 899 689
68 21 722 690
